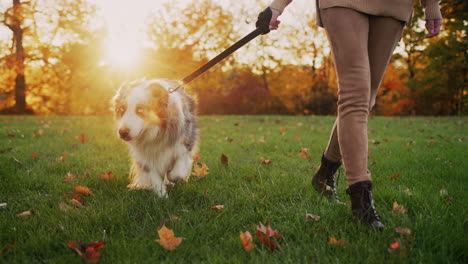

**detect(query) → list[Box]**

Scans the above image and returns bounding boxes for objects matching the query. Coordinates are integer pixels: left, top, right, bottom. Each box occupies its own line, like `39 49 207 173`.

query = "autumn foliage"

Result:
0 0 464 115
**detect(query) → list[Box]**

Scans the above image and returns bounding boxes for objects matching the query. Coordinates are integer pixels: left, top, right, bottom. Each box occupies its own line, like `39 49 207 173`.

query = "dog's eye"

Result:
136 107 144 114
117 106 126 114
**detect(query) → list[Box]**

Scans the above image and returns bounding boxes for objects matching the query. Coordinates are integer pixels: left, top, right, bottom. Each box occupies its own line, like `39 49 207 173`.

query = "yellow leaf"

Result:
327 236 346 246
156 225 183 251
192 163 209 178
392 201 407 214
211 205 224 210
75 185 91 195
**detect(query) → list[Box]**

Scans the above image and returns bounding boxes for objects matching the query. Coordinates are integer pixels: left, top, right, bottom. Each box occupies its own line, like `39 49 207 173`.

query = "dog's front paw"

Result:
153 185 168 198
127 183 151 190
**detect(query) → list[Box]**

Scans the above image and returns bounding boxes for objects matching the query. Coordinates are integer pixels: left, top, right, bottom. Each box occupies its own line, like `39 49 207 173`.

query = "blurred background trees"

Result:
0 0 466 115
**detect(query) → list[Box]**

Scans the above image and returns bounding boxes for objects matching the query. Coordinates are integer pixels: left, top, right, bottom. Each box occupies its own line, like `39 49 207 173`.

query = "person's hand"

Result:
425 19 442 38
269 8 281 30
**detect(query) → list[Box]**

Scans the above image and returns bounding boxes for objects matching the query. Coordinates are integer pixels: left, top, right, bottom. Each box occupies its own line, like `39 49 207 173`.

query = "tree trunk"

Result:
11 0 27 113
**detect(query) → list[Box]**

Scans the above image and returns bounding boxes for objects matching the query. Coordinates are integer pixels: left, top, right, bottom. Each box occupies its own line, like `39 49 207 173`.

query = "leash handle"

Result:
169 26 266 93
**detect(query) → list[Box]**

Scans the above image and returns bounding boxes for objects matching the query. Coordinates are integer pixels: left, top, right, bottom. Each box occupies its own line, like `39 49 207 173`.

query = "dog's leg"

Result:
150 173 168 198
127 161 152 189
167 152 193 182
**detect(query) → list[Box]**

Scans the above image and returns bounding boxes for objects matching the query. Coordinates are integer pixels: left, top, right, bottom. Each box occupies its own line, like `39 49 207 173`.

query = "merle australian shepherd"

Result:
112 79 198 197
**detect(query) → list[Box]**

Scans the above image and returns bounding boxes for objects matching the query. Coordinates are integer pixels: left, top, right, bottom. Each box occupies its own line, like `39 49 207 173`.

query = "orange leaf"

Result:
192 163 209 178
77 133 87 143
390 174 401 180
70 199 83 207
327 236 346 246
254 222 282 250
299 148 309 159
239 231 256 252
256 222 281 238
156 225 183 251
69 240 106 263
392 201 407 214
31 152 40 158
56 153 68 162
260 157 272 165
211 205 224 210
16 210 37 219
389 240 400 249
64 172 76 182
192 153 200 161
99 171 114 181
75 185 92 195
220 154 228 165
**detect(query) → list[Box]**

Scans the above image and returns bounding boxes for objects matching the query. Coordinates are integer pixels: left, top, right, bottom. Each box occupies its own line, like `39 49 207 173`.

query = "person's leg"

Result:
321 7 371 186
368 17 405 110
323 119 341 162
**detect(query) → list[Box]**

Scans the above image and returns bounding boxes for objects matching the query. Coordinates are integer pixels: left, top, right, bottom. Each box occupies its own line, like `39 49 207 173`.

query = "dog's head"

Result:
112 80 169 142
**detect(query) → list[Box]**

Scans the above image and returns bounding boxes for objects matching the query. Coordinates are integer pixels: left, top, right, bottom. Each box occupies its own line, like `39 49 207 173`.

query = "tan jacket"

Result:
270 0 442 27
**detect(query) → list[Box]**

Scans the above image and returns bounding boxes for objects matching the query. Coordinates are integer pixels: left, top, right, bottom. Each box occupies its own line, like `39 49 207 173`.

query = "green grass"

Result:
0 115 466 263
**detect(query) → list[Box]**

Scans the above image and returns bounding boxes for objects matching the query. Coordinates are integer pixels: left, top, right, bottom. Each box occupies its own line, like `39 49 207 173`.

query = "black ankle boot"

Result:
312 154 342 203
346 180 385 230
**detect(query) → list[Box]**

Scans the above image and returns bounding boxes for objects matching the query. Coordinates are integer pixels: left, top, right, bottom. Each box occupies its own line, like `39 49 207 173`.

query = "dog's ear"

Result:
147 83 169 122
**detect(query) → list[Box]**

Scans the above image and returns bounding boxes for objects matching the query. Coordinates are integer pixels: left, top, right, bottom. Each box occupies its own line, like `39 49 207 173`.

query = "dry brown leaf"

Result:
16 210 37 219
156 225 183 251
99 171 114 181
260 157 272 165
299 148 309 159
211 205 224 210
56 153 68 162
392 201 407 214
75 185 92 195
390 173 401 180
306 213 321 222
192 163 209 178
220 154 228 165
70 199 83 207
64 172 76 182
77 133 87 143
239 231 256 252
31 152 40 159
327 236 346 246
395 227 411 236
192 153 200 161
389 239 400 249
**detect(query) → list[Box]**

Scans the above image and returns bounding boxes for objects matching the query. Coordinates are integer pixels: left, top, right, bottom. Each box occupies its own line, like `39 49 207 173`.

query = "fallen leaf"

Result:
389 239 400 249
306 213 321 222
31 152 40 159
70 199 83 207
239 231 256 252
171 216 181 221
16 210 37 219
299 148 309 159
192 163 209 178
395 227 411 236
192 153 200 161
211 205 224 210
75 185 92 195
77 133 87 143
254 222 282 250
2 241 16 252
69 240 106 263
220 154 228 165
390 174 401 180
56 153 68 162
294 135 301 141
99 171 114 181
392 201 407 214
64 172 76 182
156 225 183 251
2 119 9 124
327 236 346 246
260 157 272 165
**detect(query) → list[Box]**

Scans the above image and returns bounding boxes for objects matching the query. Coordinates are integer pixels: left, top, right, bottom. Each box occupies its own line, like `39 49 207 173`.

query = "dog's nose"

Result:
119 128 130 139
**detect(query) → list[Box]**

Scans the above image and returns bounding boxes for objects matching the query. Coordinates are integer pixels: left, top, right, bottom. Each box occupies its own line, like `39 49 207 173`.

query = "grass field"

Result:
0 115 466 263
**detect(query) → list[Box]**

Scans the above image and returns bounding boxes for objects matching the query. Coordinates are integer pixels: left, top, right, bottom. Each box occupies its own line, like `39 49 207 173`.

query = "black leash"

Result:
168 26 265 93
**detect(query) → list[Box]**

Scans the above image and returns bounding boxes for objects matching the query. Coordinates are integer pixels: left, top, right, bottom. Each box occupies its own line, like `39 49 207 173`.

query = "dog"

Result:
112 78 198 197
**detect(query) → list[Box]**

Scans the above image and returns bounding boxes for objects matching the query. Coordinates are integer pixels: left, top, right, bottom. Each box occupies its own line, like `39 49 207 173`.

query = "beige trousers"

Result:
320 7 404 185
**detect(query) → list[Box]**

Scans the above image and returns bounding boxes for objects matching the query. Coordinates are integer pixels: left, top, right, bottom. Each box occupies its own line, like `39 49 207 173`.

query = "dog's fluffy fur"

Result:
112 79 198 197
